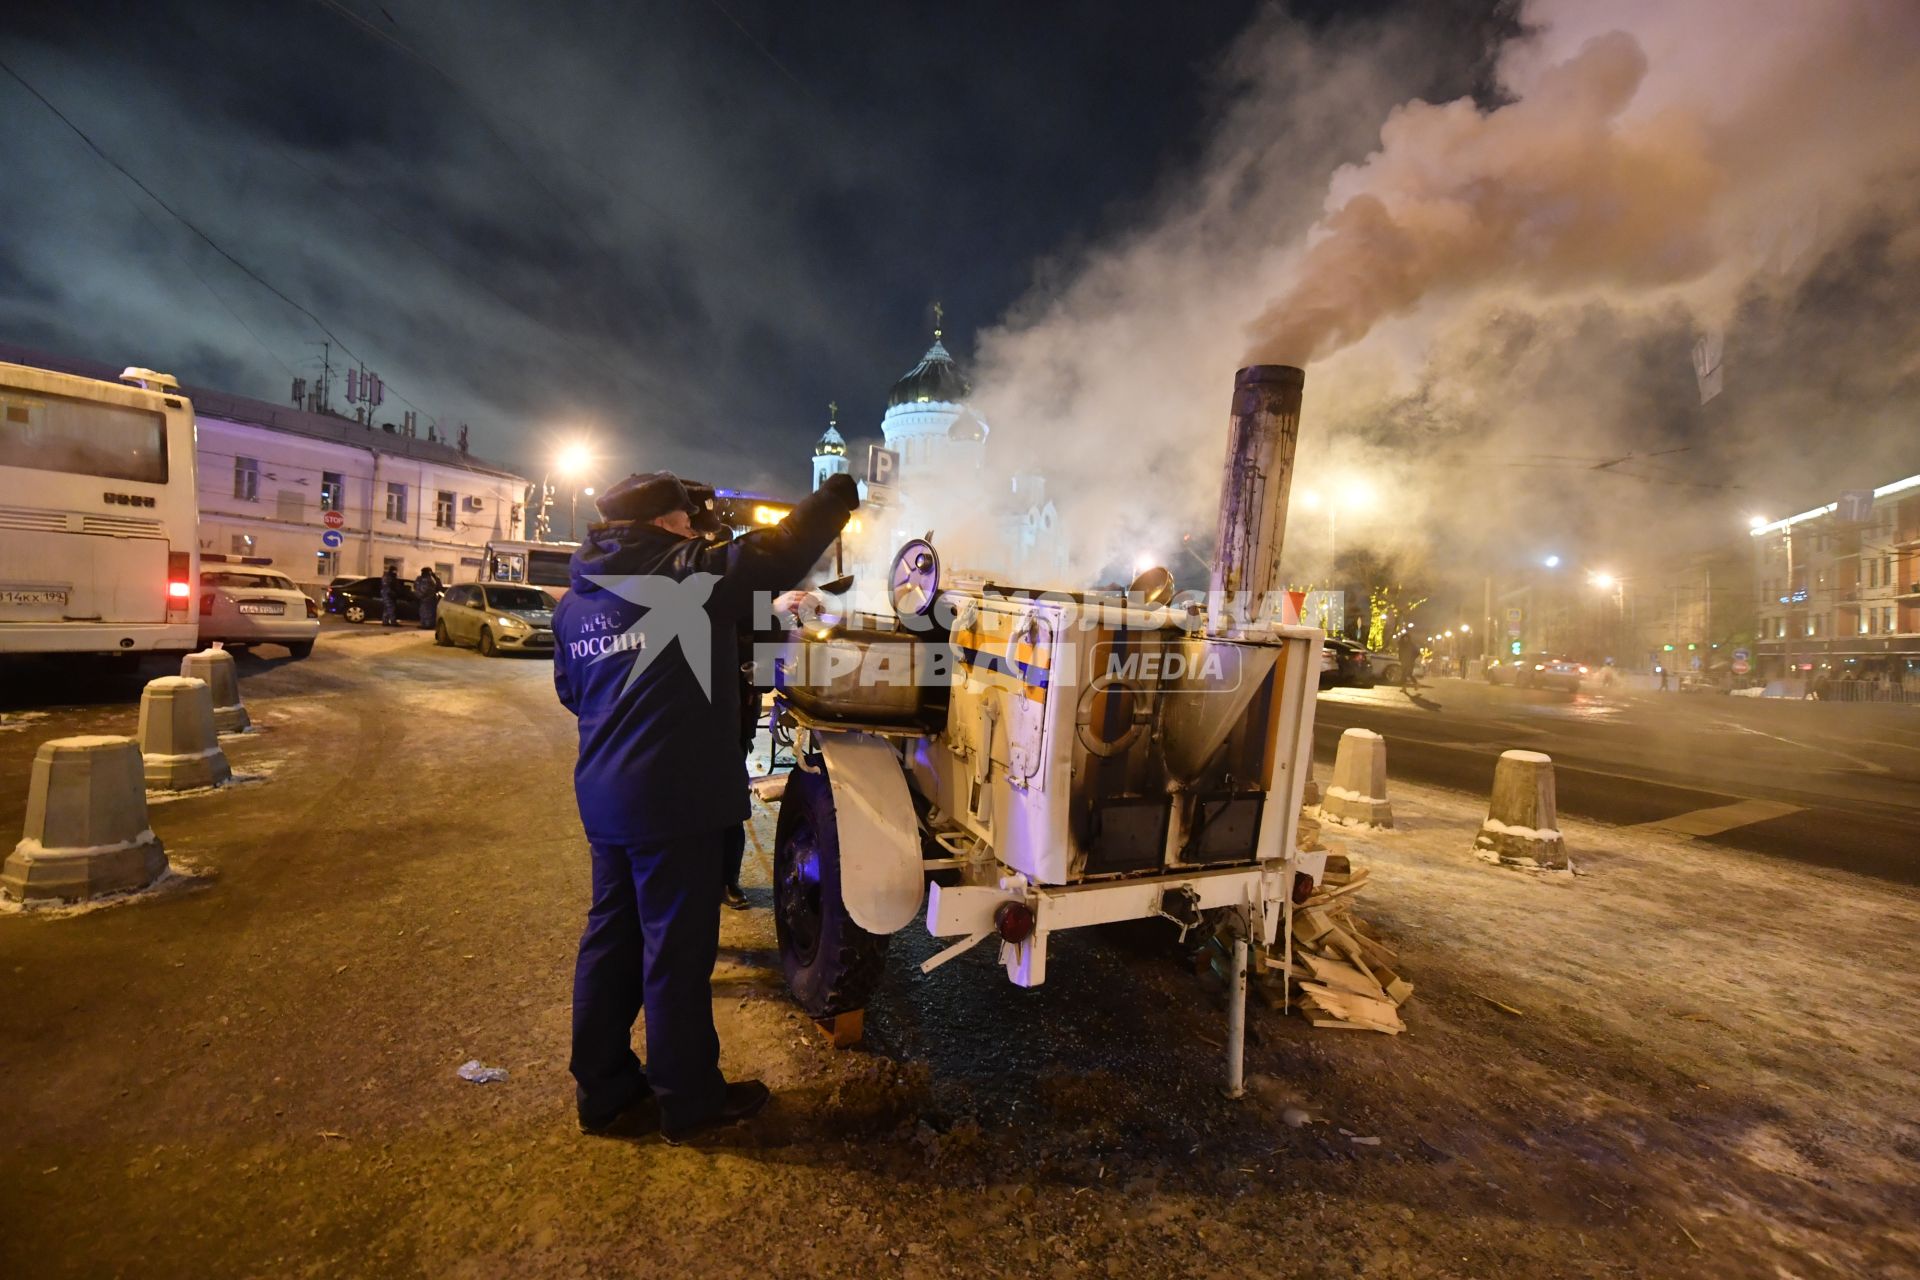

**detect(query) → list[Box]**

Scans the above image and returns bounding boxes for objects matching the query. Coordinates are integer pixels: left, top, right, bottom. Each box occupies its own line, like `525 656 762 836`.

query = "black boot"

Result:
661 1080 770 1145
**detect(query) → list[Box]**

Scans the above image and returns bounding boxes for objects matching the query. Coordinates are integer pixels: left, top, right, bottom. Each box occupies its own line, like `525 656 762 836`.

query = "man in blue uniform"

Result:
554 468 857 1141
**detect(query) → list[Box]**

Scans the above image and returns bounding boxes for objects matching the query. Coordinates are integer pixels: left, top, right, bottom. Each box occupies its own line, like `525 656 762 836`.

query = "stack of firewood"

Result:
1267 854 1413 1034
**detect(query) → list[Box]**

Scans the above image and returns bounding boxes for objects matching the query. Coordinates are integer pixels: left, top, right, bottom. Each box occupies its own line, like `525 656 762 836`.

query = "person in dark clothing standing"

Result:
415 567 442 630
1397 629 1422 694
379 565 400 627
554 469 857 1141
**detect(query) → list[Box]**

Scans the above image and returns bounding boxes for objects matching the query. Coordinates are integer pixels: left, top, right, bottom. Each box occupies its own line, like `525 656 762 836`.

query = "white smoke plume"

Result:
962 0 1920 590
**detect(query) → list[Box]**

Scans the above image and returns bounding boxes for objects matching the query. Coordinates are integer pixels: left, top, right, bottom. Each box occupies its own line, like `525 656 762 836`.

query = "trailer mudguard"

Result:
815 730 926 934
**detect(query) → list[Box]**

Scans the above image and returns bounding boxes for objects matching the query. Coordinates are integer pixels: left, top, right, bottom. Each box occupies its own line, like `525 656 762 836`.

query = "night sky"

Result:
1 0 1338 491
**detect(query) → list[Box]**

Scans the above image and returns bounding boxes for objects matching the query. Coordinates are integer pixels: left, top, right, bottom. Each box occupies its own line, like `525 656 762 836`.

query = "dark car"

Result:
1486 652 1587 691
323 575 420 624
1319 637 1376 689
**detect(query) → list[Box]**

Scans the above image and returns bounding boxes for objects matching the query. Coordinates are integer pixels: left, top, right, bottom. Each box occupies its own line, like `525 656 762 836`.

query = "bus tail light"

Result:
167 551 192 619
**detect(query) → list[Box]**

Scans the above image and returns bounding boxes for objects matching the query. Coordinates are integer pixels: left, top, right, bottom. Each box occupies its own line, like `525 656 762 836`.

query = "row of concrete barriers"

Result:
2 649 253 903
1313 726 1569 872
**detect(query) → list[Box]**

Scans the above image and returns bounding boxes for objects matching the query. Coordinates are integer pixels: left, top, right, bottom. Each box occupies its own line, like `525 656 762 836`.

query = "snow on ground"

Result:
1314 776 1920 1266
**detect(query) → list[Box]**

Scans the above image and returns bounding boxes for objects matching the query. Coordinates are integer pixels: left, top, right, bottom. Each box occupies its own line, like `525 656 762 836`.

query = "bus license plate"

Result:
238 601 285 615
1 587 69 608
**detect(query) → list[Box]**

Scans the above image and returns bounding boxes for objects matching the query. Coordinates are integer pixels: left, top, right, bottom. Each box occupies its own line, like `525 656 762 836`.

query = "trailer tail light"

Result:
993 900 1035 945
167 551 192 618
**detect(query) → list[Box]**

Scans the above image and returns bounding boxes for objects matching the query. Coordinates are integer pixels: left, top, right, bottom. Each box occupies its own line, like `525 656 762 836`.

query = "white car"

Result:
198 562 319 658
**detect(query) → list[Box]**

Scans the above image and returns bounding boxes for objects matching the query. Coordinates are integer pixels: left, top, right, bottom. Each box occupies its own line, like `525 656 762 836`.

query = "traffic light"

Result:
1663 643 1675 651
1510 640 1522 655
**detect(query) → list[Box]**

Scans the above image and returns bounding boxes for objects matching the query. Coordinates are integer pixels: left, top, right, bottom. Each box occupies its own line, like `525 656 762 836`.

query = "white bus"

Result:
0 362 200 657
481 539 577 594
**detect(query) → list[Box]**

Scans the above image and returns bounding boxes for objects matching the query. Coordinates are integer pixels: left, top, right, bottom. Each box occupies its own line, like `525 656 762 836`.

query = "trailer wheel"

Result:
774 765 890 1018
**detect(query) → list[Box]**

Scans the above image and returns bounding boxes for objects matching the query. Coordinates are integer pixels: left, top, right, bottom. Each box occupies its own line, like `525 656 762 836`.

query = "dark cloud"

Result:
0 0 1271 489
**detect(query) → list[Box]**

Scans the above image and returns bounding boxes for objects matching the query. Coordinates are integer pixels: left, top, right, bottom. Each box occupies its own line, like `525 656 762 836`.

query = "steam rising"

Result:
1246 31 1721 366
961 0 1920 590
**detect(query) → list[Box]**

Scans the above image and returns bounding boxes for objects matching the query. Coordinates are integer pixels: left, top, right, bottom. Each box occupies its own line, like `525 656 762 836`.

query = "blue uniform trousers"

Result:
570 829 728 1129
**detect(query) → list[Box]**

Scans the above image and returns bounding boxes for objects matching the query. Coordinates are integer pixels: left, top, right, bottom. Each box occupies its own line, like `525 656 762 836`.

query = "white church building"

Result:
810 323 1064 595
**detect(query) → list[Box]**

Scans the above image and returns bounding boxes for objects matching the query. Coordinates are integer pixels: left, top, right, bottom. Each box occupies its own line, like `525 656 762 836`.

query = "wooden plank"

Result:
1323 926 1376 980
1353 930 1398 966
1300 982 1405 1030
814 1009 865 1049
1293 906 1336 945
1300 951 1387 999
1384 978 1415 1006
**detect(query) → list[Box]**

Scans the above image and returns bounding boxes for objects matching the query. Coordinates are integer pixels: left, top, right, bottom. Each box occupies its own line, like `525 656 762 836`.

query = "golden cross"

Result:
932 300 944 337
828 400 838 424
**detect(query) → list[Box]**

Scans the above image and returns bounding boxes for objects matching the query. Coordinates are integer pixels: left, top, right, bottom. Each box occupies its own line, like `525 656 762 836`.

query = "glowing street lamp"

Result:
1542 554 1561 569
1303 477 1376 557
540 441 596 541
1748 515 1769 531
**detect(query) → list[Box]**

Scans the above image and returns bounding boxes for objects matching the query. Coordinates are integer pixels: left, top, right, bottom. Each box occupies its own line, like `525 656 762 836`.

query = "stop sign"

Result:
323 510 345 530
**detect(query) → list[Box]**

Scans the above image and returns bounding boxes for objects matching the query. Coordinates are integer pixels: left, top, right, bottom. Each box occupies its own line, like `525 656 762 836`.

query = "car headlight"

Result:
499 615 528 629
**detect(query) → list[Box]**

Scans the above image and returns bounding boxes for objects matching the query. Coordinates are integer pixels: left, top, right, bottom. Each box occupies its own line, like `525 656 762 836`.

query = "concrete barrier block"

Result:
138 676 232 791
1474 749 1568 870
181 648 250 734
1321 727 1392 828
2 736 168 901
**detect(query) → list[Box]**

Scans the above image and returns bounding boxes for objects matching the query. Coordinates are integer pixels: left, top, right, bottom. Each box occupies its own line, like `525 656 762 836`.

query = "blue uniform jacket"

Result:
552 487 852 845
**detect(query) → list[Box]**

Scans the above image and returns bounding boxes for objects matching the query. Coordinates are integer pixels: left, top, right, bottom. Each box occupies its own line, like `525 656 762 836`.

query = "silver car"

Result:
434 583 557 656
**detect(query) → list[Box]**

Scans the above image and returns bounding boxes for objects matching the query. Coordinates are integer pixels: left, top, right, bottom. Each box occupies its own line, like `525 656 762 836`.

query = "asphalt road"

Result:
1314 676 1920 884
5 626 1918 1277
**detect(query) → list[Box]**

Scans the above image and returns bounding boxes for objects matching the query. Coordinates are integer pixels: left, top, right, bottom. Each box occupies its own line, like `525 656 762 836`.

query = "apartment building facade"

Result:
0 345 529 593
1749 472 1920 686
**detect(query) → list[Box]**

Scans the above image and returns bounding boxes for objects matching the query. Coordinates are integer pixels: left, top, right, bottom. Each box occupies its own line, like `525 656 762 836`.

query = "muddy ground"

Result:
1 628 1915 1278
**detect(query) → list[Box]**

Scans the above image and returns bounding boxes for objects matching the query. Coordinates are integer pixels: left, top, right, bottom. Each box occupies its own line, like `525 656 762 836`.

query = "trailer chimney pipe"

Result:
1208 364 1305 634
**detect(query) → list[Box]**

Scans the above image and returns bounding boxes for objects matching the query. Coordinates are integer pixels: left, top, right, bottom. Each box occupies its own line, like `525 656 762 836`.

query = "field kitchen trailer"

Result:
765 364 1327 1095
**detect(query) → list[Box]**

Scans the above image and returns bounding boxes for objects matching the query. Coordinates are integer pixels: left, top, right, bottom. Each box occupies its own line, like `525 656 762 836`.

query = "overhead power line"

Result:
0 55 378 381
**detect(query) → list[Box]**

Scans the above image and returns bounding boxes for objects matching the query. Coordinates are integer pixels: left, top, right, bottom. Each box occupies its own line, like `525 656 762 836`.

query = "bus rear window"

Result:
527 552 572 587
0 387 169 484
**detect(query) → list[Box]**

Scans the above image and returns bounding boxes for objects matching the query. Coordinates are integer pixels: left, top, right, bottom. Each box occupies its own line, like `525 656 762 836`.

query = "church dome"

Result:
887 337 972 408
815 424 847 457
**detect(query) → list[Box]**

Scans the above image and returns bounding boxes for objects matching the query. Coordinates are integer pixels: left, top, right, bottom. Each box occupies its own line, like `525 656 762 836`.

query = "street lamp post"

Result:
539 442 593 542
571 486 596 542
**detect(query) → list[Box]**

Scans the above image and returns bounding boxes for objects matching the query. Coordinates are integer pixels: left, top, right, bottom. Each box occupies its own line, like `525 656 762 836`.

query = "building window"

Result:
321 471 345 512
435 490 456 530
231 534 255 556
435 562 454 581
383 556 404 573
316 550 337 579
234 456 259 501
385 482 408 523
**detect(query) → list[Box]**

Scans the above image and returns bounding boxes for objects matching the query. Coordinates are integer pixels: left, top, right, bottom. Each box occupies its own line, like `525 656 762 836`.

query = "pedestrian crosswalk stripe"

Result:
1631 799 1804 839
